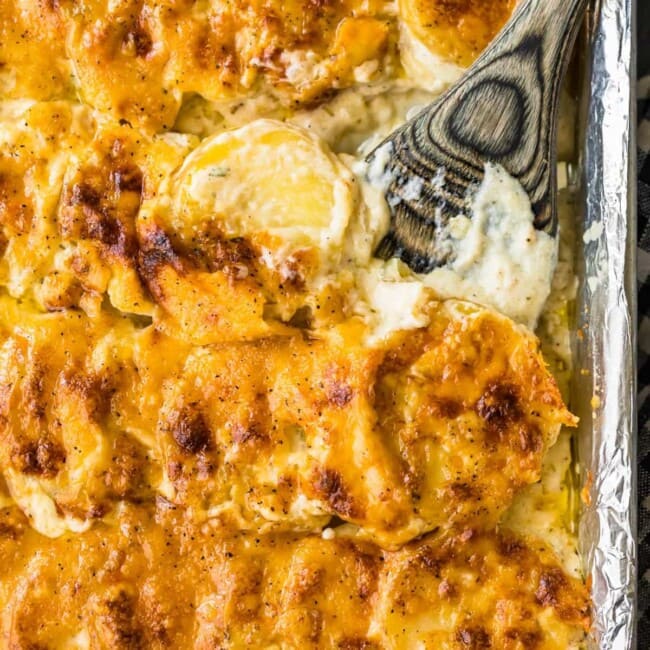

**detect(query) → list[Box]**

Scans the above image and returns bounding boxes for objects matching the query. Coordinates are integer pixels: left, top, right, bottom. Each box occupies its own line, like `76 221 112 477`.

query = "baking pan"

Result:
574 0 637 646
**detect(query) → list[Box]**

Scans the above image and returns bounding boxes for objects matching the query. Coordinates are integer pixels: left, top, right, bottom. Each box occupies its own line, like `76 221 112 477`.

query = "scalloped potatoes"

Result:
0 1 590 648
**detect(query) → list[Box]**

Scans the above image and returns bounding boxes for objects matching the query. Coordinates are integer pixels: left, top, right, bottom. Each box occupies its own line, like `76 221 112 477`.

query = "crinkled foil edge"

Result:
575 0 637 647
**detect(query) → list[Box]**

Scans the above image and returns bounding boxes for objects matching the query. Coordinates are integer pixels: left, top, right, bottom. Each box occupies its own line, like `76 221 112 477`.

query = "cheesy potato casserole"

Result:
0 1 589 648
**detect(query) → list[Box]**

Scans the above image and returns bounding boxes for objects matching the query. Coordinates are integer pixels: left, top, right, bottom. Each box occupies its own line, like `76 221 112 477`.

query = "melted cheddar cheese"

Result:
399 0 516 67
0 295 573 547
0 0 590 648
0 0 516 131
0 504 589 649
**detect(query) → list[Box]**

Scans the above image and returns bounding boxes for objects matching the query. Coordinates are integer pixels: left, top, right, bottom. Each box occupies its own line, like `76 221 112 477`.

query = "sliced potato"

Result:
169 119 357 255
398 0 516 69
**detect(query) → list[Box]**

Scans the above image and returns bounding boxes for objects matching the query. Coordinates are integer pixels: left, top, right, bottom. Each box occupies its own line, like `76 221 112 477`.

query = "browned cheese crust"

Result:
1 0 394 130
0 293 574 547
0 503 589 649
0 97 589 649
0 1 516 130
0 103 348 336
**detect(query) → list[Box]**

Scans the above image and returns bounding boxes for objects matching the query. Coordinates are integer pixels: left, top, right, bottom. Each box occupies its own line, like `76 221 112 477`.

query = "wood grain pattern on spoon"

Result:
369 0 589 273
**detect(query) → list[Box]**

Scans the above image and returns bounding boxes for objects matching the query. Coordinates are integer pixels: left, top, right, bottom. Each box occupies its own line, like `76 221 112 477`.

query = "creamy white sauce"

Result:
174 87 559 332
357 162 557 331
354 271 431 342
174 83 440 155
281 49 330 87
420 163 557 329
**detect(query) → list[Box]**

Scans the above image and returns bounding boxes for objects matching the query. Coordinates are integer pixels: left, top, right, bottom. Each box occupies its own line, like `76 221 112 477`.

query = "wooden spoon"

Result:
369 0 588 273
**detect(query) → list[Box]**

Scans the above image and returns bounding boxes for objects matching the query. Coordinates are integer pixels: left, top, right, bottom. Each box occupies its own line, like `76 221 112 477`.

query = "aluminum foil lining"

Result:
575 0 637 647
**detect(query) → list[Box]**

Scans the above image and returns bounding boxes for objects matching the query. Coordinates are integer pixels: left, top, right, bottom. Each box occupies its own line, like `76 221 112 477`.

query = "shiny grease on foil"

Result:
576 0 636 647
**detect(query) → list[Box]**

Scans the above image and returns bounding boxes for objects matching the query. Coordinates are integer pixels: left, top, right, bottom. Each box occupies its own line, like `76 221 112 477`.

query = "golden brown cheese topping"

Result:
0 504 589 649
399 0 516 67
0 0 589 647
1 0 395 130
0 294 572 547
0 0 516 131
0 1 73 101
